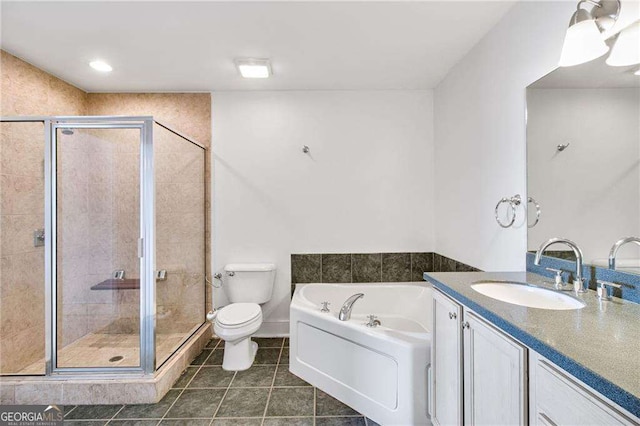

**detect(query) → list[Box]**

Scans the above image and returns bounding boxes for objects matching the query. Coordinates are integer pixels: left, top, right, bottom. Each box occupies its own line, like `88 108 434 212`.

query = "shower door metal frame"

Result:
47 116 156 375
1 115 207 378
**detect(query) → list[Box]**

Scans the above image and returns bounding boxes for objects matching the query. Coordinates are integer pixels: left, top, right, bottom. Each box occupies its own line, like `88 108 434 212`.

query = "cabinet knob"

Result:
462 321 470 329
448 312 457 320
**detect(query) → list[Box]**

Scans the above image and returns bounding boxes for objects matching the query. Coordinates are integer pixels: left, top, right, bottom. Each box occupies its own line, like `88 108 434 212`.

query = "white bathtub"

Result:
289 283 433 426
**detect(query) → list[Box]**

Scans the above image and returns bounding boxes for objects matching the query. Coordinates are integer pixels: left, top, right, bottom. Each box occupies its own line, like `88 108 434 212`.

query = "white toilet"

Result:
213 263 276 371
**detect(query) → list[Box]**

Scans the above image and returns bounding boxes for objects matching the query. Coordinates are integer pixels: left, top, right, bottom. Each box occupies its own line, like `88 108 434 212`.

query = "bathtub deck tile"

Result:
381 253 411 282
291 254 322 283
352 253 382 283
321 254 352 283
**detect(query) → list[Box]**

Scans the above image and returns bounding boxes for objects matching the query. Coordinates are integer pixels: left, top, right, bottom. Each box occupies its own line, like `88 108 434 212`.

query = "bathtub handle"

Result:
320 301 331 313
448 312 457 320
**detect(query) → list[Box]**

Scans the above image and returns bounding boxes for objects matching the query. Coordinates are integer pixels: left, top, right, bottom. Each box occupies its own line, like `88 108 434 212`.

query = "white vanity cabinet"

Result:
431 287 640 426
432 289 463 425
529 352 638 426
431 288 527 426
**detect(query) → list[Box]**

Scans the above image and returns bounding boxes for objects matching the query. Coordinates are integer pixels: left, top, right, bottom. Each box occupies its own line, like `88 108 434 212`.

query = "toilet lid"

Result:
217 303 261 326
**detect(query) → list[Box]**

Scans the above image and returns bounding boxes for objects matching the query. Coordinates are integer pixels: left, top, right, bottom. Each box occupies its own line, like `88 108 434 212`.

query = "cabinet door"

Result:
432 289 463 426
463 311 527 426
530 353 638 425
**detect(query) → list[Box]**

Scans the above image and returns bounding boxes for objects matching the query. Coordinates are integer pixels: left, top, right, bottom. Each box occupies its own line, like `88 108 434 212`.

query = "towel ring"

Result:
527 196 541 228
495 195 521 228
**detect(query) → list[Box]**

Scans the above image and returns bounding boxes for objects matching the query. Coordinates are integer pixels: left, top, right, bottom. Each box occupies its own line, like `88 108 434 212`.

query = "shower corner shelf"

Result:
91 278 140 290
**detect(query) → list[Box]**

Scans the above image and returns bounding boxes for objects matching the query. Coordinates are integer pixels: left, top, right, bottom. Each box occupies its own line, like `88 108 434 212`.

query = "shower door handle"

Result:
138 238 144 258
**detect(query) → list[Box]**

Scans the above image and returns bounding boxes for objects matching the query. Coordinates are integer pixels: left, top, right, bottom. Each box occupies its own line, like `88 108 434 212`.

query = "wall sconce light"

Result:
606 20 640 66
559 0 621 67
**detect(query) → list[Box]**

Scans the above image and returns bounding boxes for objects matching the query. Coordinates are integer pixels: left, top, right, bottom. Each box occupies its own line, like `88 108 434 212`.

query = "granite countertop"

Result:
423 271 640 418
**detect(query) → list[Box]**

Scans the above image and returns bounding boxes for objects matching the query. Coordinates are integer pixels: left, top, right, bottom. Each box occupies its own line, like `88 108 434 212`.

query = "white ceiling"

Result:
0 1 515 92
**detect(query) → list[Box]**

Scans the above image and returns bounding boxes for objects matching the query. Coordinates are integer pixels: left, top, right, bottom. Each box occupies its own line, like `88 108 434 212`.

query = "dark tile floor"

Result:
63 338 379 426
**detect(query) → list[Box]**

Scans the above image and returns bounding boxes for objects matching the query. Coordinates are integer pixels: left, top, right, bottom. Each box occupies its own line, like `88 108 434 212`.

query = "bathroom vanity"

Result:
425 271 640 426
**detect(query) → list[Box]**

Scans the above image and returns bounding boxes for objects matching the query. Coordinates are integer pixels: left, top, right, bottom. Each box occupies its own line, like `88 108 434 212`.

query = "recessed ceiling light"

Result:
235 58 271 79
89 60 113 72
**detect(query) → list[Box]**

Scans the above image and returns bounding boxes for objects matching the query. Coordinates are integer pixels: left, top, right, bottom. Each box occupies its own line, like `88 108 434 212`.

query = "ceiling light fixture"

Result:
606 21 640 66
235 58 271 79
89 60 113 72
559 0 620 67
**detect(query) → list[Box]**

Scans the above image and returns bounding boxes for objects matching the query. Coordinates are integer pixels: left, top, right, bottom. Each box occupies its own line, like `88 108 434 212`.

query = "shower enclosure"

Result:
0 116 206 376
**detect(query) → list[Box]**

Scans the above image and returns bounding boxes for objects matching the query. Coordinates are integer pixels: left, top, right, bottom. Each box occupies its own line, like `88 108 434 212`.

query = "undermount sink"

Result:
471 281 586 310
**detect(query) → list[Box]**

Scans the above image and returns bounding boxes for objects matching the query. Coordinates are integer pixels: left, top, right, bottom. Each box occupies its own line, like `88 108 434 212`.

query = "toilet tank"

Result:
223 263 276 304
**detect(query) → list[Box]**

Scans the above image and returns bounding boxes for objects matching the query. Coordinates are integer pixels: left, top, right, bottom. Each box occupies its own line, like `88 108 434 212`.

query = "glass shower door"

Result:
52 120 153 373
154 122 206 368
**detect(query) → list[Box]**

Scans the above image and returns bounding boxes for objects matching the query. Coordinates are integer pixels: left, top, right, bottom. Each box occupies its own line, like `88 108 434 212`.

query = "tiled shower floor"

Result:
63 338 379 425
18 332 186 374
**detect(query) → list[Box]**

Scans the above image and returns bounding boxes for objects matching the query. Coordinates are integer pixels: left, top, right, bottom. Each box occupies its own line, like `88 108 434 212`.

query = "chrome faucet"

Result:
338 293 364 321
608 236 640 270
534 237 586 293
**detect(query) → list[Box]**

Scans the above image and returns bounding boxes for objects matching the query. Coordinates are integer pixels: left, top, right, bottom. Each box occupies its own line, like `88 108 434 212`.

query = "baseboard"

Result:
254 320 289 337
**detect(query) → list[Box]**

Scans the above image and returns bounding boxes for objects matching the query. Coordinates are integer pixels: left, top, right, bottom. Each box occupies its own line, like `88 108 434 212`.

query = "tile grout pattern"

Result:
291 252 480 293
62 338 380 426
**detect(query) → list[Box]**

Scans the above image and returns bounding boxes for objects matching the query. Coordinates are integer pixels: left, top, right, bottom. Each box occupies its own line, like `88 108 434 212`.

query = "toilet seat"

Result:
216 303 261 328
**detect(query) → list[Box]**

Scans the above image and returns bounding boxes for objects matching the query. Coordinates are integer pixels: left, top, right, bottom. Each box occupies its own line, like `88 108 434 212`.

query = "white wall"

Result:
212 90 434 333
527 88 640 263
433 1 575 271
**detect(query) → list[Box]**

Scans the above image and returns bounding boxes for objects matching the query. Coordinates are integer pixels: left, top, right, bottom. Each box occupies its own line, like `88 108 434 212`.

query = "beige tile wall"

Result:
0 49 211 373
86 93 211 355
1 50 88 373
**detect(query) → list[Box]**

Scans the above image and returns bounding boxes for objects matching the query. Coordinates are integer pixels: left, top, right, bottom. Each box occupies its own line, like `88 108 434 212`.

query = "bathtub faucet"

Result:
338 293 364 321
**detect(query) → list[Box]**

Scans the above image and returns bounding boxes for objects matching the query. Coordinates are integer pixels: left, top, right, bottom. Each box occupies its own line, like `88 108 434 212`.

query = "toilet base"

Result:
221 338 258 371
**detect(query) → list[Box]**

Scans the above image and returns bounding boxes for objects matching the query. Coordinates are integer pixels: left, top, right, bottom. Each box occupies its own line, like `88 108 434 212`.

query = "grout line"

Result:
64 406 78 418
104 405 125 425
209 370 237 425
260 340 284 425
410 253 414 279
313 387 317 426
160 344 213 424
350 254 353 283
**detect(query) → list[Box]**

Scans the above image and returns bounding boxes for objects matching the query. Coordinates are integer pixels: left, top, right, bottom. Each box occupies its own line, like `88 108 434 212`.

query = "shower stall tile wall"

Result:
0 50 211 383
1 50 88 374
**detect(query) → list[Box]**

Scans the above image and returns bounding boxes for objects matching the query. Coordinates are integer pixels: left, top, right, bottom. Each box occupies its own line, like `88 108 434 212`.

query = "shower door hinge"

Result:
138 238 144 258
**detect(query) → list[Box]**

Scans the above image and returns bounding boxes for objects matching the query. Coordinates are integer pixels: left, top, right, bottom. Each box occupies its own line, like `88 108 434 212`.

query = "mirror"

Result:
526 55 640 273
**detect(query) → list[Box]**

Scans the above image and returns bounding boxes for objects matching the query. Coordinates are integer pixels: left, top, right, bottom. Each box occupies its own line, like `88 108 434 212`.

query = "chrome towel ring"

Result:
495 194 522 228
527 196 541 228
